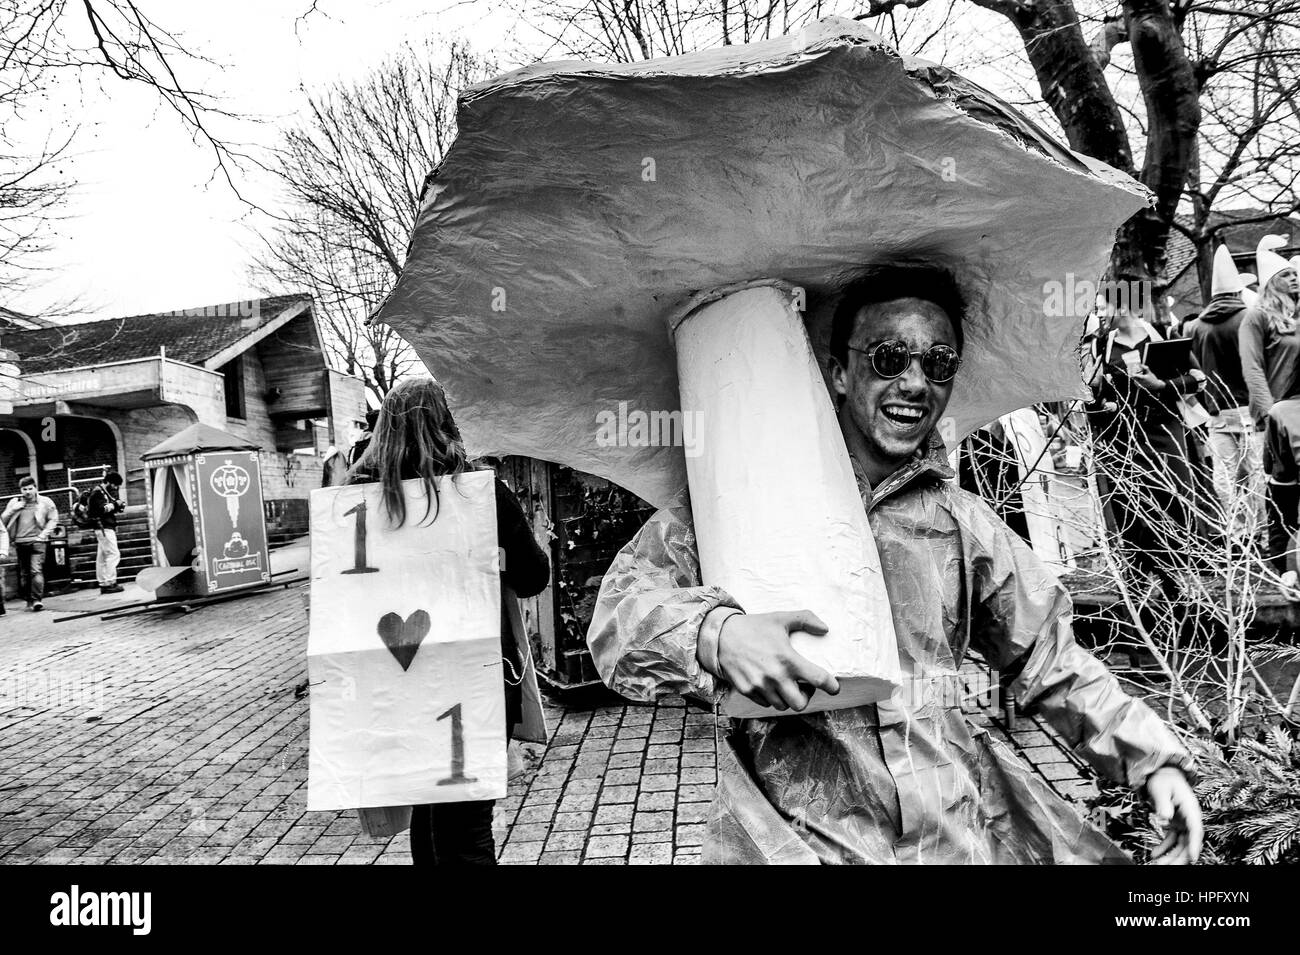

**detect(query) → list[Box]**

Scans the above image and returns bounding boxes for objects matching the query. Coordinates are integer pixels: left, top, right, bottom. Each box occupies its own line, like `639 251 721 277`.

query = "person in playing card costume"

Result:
347 378 550 865
588 266 1204 865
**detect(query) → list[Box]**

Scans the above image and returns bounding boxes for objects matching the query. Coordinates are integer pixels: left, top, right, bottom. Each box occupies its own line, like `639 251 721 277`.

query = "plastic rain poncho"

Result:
587 436 1196 864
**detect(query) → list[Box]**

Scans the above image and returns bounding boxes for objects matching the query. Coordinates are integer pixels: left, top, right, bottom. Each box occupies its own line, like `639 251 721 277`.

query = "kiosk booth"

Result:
141 423 271 600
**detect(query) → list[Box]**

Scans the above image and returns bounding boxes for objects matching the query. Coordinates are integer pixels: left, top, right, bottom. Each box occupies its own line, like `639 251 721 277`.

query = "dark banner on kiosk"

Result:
194 451 270 592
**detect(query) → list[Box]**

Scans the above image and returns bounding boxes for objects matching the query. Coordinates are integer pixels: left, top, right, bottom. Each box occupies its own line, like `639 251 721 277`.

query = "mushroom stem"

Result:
673 283 901 718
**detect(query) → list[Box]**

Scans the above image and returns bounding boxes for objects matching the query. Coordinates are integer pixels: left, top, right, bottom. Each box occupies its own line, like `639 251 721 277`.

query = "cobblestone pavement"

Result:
0 559 1097 865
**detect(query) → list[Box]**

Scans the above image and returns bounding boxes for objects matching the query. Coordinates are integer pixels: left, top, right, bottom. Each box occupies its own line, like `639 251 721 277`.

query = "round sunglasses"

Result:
848 340 962 384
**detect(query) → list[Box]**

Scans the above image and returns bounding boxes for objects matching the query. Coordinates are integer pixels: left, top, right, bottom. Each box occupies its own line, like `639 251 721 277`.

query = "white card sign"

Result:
306 471 506 811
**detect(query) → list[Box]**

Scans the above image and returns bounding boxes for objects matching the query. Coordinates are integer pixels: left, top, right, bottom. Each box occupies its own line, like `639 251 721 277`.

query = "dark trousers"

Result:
406 656 516 866
409 800 496 865
1264 409 1300 573
15 542 46 604
1266 482 1300 573
1102 445 1197 577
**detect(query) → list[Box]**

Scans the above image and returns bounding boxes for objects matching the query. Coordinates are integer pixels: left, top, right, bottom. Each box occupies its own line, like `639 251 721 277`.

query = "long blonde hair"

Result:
348 378 469 528
1258 269 1300 335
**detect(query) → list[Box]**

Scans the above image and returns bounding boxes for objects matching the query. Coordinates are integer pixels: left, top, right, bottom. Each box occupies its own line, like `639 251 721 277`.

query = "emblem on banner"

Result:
210 460 251 525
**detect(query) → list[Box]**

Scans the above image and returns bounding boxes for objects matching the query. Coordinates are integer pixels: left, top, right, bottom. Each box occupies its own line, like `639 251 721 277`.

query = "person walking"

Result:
1184 245 1259 538
346 378 550 865
86 472 126 595
1239 236 1300 591
1 477 60 612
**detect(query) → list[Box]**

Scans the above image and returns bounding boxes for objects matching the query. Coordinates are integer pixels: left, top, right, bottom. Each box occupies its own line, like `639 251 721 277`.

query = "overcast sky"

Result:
7 0 518 321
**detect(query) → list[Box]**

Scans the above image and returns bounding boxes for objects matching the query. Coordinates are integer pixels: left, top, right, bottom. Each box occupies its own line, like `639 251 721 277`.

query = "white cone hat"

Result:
1239 272 1257 288
1210 245 1242 296
1257 235 1292 288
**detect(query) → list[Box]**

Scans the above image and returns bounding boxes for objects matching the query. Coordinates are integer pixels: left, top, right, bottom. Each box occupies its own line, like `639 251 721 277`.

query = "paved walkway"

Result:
0 556 1097 865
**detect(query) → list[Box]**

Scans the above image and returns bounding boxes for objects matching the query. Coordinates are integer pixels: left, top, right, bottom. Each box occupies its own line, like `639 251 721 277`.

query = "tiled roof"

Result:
0 295 311 374
1164 215 1197 283
0 305 58 330
1164 208 1300 283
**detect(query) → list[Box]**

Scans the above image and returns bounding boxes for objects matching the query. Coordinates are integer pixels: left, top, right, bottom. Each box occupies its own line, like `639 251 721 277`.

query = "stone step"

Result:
70 547 152 560
69 540 153 554
68 549 153 564
66 531 152 546
68 558 152 576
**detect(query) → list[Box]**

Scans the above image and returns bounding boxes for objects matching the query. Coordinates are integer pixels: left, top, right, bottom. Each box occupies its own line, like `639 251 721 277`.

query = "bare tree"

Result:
1 0 247 295
255 206 420 402
1176 6 1300 300
504 0 957 62
499 0 1300 296
255 39 492 403
966 388 1298 742
0 133 69 298
965 393 1300 862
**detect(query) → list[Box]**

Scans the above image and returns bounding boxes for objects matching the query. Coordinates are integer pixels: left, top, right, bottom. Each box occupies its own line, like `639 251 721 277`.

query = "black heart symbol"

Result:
376 610 431 672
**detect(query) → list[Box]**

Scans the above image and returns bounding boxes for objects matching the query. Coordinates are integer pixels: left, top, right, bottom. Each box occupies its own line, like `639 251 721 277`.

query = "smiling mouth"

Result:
881 405 927 428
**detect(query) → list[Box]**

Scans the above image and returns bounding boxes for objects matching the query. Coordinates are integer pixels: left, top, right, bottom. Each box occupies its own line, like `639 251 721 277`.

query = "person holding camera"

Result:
86 472 126 595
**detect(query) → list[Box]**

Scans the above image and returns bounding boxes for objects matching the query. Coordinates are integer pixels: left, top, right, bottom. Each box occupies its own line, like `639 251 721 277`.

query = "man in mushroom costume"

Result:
375 19 1202 864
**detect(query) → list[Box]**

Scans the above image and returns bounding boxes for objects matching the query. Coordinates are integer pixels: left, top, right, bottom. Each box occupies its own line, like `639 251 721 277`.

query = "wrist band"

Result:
703 607 743 676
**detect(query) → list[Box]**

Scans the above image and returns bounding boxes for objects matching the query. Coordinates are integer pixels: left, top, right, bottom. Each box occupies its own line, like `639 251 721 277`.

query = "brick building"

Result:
0 295 367 560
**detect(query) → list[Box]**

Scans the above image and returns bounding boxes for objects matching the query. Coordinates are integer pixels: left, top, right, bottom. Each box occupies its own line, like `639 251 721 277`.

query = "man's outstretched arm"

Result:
965 497 1201 862
587 494 841 711
586 494 740 704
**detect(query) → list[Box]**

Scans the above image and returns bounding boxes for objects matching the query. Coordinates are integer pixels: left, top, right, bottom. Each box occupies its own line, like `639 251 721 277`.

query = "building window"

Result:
220 356 246 419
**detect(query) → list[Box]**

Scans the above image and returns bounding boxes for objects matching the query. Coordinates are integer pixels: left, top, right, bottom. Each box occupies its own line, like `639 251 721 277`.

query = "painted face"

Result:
833 297 958 473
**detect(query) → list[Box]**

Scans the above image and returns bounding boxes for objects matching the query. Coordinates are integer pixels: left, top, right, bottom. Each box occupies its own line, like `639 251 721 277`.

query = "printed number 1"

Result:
437 703 477 786
341 501 380 574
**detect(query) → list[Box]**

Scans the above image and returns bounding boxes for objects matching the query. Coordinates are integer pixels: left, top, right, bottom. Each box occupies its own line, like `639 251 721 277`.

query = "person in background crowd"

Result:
1150 307 1180 342
957 418 1032 545
345 409 379 471
322 415 375 488
87 472 126 595
1184 246 1259 538
1087 293 1208 576
1239 236 1300 593
2 477 59 612
346 378 550 865
319 446 347 487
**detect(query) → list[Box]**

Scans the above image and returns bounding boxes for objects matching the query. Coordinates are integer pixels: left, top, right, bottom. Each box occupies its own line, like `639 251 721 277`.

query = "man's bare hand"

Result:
1146 766 1203 865
716 610 839 712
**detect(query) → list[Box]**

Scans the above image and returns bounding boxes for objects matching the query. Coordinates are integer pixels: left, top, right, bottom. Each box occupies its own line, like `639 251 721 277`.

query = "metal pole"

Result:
54 597 162 623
